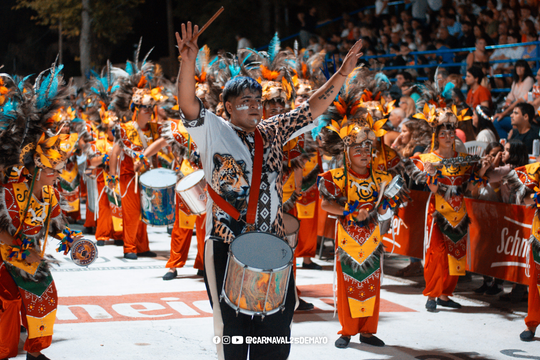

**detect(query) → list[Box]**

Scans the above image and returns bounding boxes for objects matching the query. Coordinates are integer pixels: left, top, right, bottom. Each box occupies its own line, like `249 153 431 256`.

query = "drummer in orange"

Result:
109 78 160 260
143 91 206 280
176 21 363 360
86 107 123 246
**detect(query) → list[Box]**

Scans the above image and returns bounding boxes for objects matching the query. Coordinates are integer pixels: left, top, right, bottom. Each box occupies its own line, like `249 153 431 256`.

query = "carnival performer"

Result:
175 21 363 360
507 162 540 341
317 67 404 349
0 68 80 360
287 46 326 273
143 83 206 280
109 62 160 260
404 83 479 312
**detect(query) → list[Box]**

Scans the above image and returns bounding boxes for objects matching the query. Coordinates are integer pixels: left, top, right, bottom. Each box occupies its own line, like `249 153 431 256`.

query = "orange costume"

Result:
514 163 540 333
162 119 205 271
409 151 475 298
115 120 160 255
87 136 123 242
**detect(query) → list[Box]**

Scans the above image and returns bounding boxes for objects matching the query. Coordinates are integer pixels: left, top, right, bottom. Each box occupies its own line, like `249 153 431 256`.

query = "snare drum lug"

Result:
260 314 265 321
235 310 239 317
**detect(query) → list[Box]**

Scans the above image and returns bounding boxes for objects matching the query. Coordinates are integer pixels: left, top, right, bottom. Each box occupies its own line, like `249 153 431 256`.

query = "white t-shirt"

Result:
182 100 313 242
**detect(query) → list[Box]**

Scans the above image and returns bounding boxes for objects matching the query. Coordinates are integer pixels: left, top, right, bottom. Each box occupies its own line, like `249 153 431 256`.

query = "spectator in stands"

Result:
435 38 455 73
406 0 429 24
340 21 354 39
520 19 536 43
298 6 318 48
521 33 538 69
482 9 500 41
466 66 492 109
399 96 417 119
384 108 406 146
494 31 525 88
306 36 321 54
404 33 417 51
447 73 464 91
436 68 449 90
507 102 540 153
437 26 458 48
401 81 421 103
466 36 491 76
473 105 500 143
446 13 462 37
527 67 540 111
503 7 519 30
486 0 501 21
521 5 536 24
375 0 390 17
498 22 509 38
474 24 494 45
494 60 535 138
390 31 402 48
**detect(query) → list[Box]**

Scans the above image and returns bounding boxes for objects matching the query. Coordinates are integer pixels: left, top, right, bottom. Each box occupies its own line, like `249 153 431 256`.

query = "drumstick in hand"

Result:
179 7 224 52
135 172 139 194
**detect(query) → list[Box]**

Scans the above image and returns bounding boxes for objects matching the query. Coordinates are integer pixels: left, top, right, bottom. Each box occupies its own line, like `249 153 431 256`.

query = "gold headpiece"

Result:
34 132 78 170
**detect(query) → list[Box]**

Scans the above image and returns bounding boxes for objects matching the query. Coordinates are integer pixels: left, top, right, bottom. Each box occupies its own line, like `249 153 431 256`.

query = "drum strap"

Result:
207 128 263 224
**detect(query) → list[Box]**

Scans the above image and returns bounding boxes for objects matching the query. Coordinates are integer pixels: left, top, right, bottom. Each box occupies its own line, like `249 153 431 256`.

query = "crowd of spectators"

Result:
298 0 540 150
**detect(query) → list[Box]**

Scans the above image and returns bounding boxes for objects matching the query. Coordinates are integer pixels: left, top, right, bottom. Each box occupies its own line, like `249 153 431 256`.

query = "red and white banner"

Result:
380 190 535 285
465 198 535 285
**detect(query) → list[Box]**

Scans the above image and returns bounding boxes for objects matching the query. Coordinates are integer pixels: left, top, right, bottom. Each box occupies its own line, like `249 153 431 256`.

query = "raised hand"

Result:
175 22 200 64
338 39 363 77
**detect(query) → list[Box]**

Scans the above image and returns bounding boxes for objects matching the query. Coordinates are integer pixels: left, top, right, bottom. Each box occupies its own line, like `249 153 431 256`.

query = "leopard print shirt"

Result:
182 98 313 242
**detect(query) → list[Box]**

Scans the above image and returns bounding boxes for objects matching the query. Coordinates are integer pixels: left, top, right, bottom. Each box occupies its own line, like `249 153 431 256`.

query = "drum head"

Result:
231 232 292 270
176 170 205 191
140 168 177 188
70 239 98 266
282 213 300 236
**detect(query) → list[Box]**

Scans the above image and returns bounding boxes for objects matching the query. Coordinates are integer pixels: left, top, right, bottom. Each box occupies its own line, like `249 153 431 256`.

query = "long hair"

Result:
512 59 534 83
474 105 500 142
505 139 529 168
398 119 432 158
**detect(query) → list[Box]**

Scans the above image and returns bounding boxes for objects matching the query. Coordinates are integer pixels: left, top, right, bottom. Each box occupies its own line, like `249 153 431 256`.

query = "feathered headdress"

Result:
1 59 73 170
292 43 326 96
206 51 257 115
353 68 395 120
194 45 218 102
244 33 296 103
33 132 78 170
412 74 471 151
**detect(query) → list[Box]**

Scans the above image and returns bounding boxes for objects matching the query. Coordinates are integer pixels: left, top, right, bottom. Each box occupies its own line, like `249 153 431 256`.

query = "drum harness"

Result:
206 128 264 231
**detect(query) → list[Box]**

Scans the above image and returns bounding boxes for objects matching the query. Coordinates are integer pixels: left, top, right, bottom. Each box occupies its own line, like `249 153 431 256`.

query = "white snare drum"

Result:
175 170 207 215
139 168 177 226
70 238 98 267
282 213 300 250
221 232 293 317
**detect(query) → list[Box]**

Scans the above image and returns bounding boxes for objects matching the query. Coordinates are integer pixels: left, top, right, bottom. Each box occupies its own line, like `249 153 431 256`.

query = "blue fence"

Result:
364 41 540 93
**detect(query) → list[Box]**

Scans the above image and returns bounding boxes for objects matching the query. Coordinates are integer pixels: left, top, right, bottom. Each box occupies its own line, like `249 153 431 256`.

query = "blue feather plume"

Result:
36 64 64 110
125 61 135 76
375 72 390 85
442 82 455 100
17 74 33 92
268 33 281 64
111 84 120 93
0 99 18 131
311 116 330 140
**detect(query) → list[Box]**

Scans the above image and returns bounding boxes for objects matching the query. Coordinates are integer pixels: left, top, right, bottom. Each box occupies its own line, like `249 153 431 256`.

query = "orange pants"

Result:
120 174 149 254
166 209 206 270
294 206 318 259
423 224 459 298
0 262 52 357
336 259 380 336
95 178 122 241
525 248 540 331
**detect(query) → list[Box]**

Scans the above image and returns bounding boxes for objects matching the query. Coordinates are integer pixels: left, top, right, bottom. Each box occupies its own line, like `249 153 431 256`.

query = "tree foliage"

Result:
15 0 145 43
